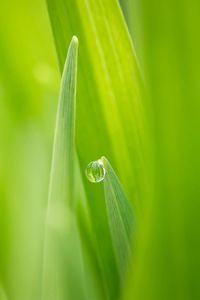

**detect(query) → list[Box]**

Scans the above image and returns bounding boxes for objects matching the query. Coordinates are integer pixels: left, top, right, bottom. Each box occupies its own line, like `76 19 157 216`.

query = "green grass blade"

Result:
42 36 85 300
47 35 78 210
46 0 145 207
119 0 144 68
46 1 146 298
76 201 107 300
102 157 135 279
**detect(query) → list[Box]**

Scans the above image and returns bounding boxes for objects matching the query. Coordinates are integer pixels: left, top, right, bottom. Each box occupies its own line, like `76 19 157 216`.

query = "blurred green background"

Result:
0 0 59 298
1 0 200 299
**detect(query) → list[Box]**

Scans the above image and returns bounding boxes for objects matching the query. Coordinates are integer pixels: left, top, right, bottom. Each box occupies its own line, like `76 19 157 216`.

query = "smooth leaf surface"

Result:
119 0 144 69
46 0 146 298
0 284 8 300
103 157 135 279
124 1 200 300
47 35 78 211
42 37 86 300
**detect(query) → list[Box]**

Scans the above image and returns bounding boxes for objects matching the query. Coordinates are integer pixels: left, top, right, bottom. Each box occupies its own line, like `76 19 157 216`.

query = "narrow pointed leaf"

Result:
102 157 135 278
46 1 146 298
42 37 86 300
48 35 78 212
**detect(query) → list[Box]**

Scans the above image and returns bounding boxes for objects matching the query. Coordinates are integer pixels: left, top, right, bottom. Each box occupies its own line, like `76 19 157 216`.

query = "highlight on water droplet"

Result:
85 159 106 183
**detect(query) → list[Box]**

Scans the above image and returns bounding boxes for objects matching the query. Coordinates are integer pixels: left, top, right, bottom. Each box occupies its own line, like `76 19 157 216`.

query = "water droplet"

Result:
85 159 106 183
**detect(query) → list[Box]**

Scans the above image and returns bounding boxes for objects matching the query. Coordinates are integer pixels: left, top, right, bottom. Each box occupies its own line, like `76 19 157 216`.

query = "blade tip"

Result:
72 35 79 46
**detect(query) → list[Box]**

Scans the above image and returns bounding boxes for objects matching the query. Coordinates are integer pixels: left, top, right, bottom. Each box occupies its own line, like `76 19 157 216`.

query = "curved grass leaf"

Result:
102 157 135 279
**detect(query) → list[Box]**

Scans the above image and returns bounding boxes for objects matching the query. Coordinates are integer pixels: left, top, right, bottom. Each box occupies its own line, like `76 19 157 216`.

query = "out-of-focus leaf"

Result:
0 283 8 300
119 0 144 68
0 1 59 299
125 1 200 300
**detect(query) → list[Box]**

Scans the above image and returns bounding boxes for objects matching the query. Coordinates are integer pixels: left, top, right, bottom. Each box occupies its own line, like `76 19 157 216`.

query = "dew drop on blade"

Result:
85 159 106 183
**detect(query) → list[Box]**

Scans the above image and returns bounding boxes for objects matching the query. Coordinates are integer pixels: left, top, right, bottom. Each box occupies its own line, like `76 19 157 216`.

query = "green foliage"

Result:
47 35 78 214
46 0 145 299
124 1 200 299
1 0 200 300
103 157 135 279
42 36 85 300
